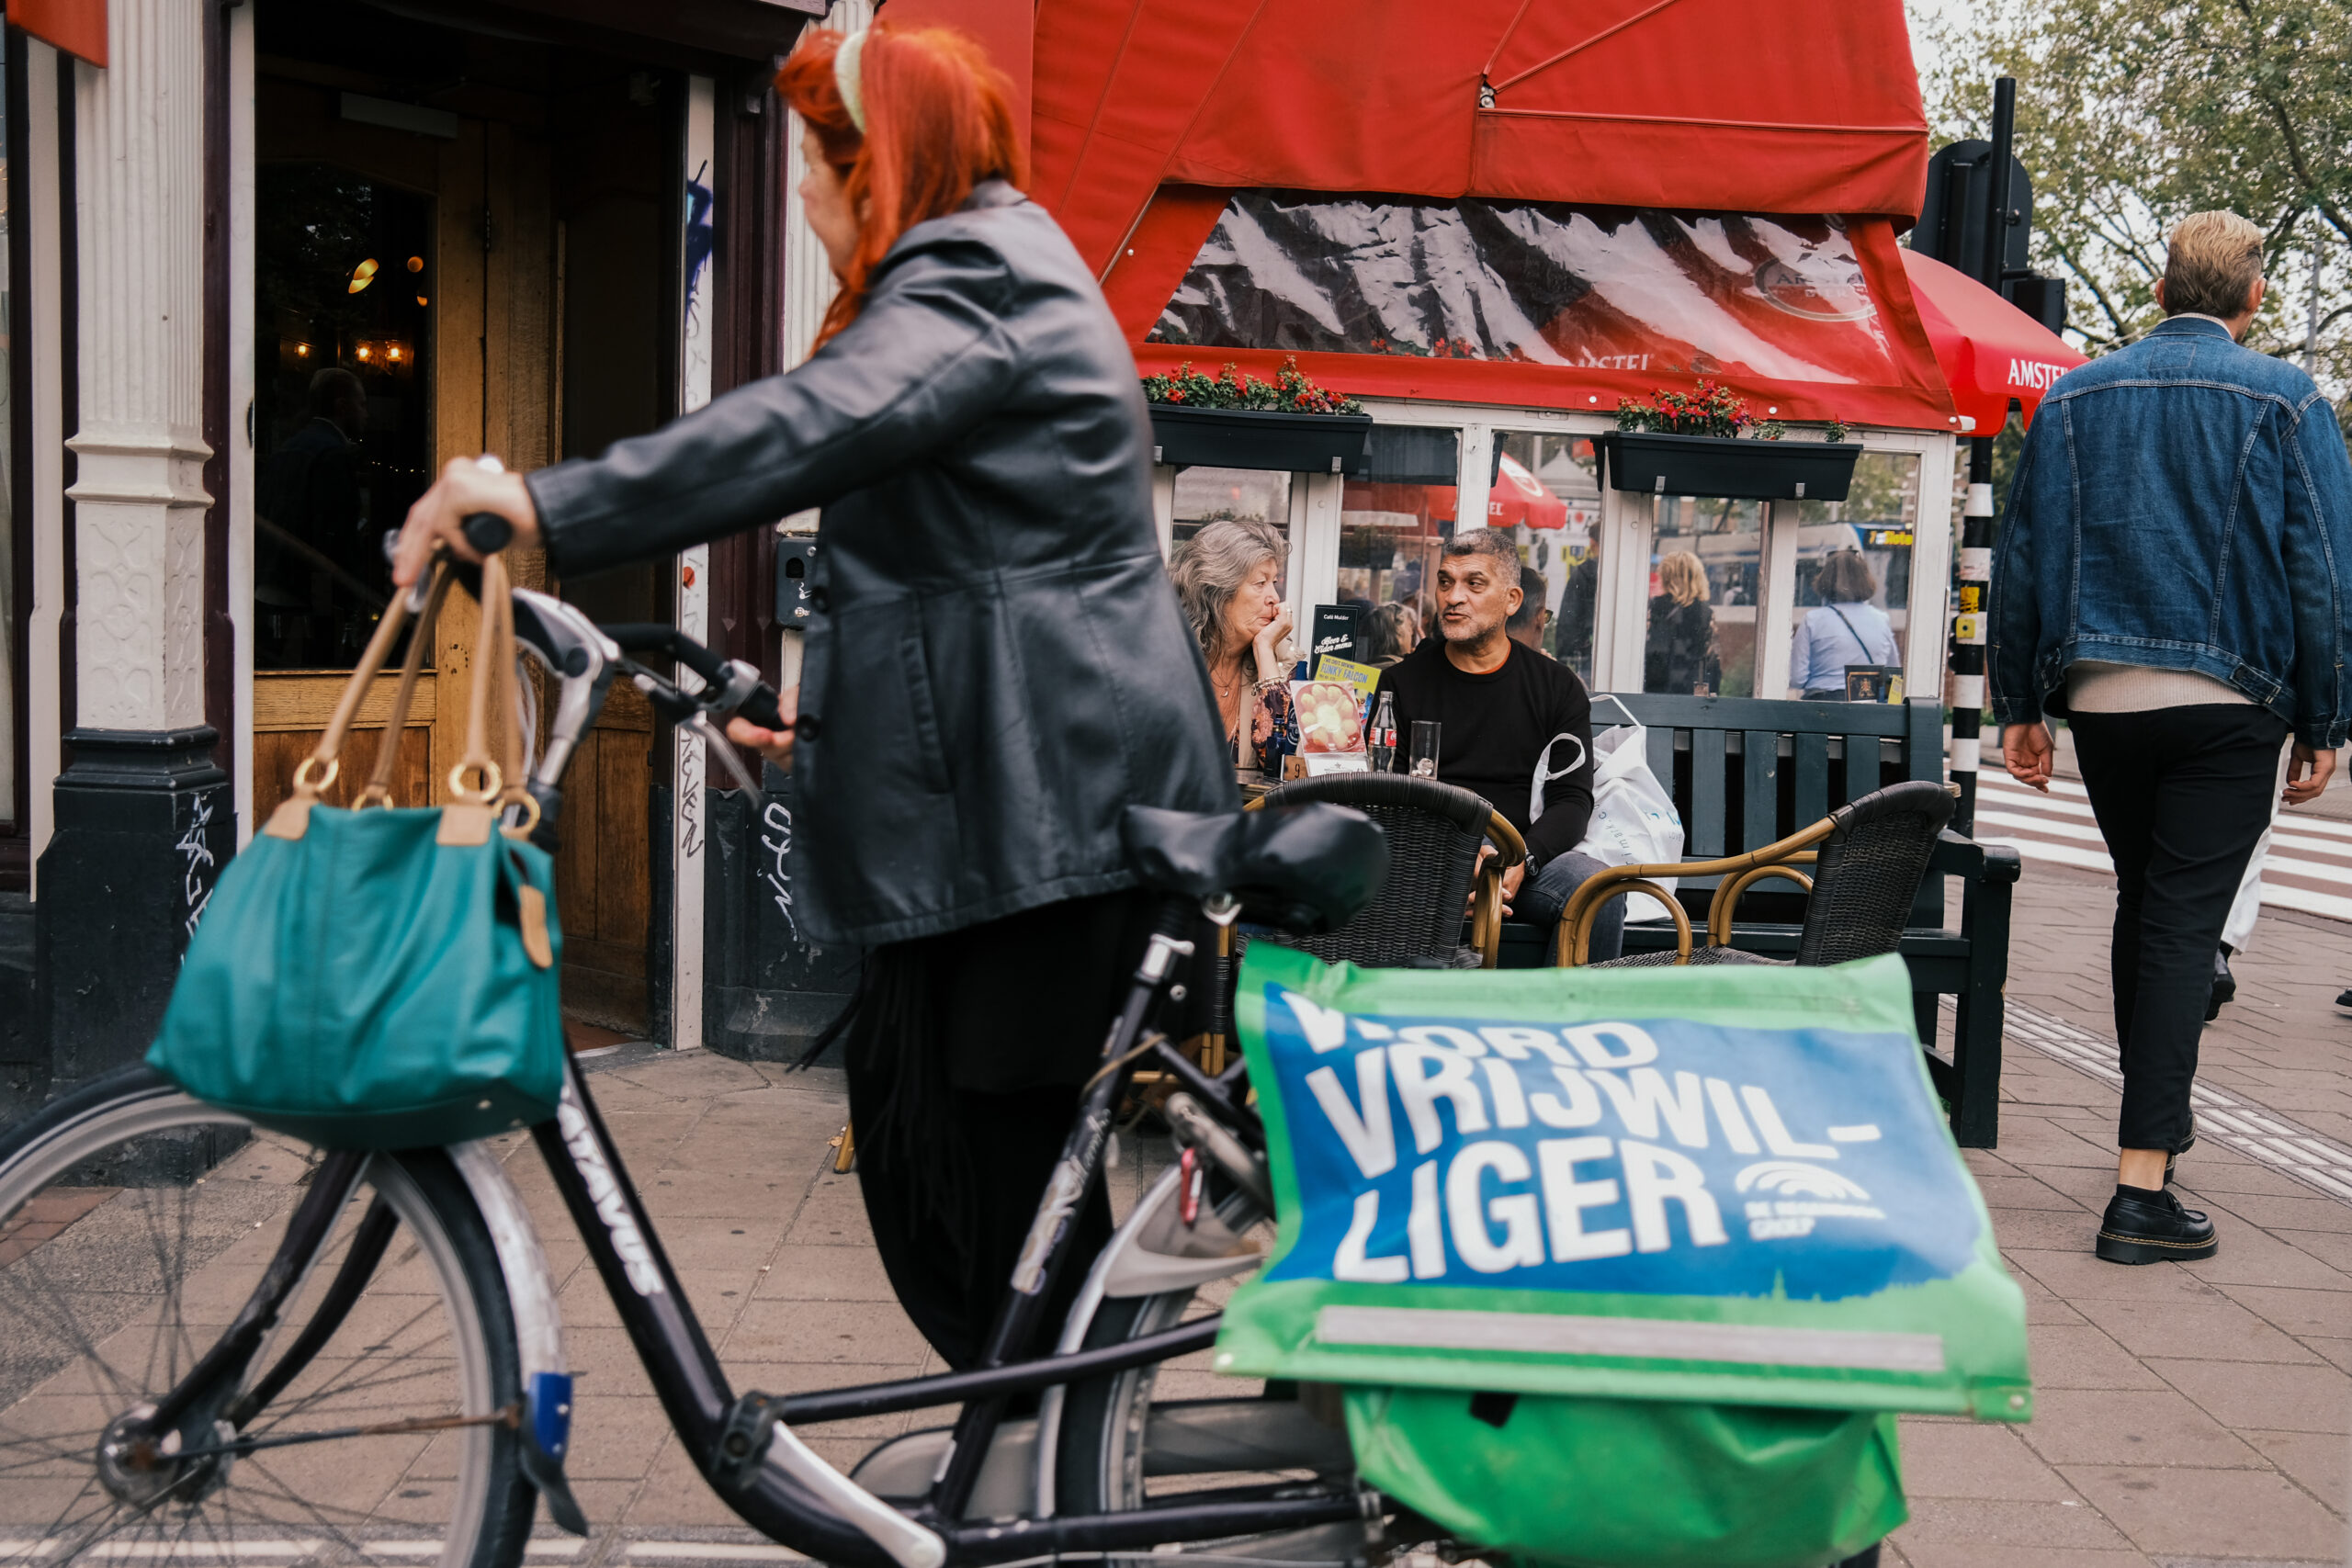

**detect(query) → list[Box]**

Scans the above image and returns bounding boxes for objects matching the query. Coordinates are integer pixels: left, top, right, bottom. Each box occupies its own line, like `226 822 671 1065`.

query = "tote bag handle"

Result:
266 553 533 841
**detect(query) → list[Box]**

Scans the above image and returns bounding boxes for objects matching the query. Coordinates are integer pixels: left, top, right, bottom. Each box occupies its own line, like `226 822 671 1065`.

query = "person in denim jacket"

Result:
1990 211 2352 1266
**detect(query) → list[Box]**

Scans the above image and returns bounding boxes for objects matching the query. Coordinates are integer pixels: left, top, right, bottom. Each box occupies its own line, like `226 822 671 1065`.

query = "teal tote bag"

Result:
151 556 566 1149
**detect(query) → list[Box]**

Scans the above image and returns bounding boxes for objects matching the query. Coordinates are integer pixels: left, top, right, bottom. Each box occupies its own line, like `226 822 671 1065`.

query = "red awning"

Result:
1490 454 1570 530
1030 0 1964 432
1898 251 2085 431
1033 0 1929 276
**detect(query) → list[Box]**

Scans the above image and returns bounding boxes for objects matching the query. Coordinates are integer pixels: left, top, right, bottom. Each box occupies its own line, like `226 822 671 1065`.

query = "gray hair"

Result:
1168 518 1288 662
1442 526 1522 584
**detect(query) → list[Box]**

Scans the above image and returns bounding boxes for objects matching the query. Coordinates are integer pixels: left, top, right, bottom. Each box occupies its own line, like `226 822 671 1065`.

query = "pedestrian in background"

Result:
1991 210 2352 1266
1790 548 1898 699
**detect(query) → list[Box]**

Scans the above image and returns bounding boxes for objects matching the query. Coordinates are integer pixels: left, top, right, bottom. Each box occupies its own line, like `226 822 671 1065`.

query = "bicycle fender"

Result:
449 1139 588 1534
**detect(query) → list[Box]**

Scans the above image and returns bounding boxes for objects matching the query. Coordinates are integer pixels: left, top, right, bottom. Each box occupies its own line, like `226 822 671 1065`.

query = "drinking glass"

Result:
1409 720 1442 778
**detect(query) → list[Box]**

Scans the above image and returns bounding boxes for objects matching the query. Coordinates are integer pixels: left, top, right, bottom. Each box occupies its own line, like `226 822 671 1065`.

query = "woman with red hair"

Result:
393 22 1232 1366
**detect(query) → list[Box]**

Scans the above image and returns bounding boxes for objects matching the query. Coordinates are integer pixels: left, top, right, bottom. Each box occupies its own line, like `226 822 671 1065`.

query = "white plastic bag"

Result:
1574 698 1685 924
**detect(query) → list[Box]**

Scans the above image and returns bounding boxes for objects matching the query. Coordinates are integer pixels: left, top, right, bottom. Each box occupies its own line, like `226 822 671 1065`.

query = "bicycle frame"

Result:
116 585 1363 1564
496 590 1364 1565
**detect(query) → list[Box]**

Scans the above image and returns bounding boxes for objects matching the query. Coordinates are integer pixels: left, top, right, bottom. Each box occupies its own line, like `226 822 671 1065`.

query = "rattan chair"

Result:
1560 779 1955 969
1248 773 1526 968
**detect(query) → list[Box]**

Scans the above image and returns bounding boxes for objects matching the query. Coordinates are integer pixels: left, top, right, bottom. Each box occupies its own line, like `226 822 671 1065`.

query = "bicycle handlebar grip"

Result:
461 513 514 554
735 684 786 734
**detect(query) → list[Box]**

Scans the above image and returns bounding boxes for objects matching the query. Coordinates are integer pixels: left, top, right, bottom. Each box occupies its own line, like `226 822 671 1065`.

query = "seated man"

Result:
1374 528 1623 961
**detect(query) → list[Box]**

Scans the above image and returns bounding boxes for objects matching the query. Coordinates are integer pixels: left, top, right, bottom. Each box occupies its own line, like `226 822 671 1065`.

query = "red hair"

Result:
778 23 1027 350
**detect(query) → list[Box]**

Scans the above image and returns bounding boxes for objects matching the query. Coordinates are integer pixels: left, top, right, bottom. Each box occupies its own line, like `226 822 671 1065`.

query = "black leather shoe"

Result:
2337 987 2352 1009
2097 1185 2217 1264
2207 946 2234 1021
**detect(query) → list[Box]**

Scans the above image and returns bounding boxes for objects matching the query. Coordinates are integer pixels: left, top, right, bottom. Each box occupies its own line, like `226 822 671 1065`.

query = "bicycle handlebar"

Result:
461 512 515 555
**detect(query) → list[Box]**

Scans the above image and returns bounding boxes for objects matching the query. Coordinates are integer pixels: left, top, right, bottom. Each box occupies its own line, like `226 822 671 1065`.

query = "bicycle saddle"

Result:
1122 803 1387 934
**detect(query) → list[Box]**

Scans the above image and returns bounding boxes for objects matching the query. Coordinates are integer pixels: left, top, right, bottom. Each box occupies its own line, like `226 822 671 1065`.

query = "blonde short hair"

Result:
1657 551 1708 606
2163 211 2265 319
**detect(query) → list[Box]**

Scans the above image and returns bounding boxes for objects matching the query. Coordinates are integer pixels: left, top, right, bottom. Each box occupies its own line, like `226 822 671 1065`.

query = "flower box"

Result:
1597 431 1862 502
1148 405 1374 475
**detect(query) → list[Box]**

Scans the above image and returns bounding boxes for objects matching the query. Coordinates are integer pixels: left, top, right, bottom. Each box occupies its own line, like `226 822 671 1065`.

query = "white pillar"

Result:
26 39 67 887
671 73 717 1052
64 1 215 732
230 4 257 845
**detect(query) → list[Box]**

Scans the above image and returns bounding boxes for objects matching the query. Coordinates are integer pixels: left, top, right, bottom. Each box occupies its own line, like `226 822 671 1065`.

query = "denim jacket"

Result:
1987 315 2352 748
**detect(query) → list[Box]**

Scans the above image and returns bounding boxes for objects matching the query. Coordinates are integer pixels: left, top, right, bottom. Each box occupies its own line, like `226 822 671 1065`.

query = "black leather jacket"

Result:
527 183 1235 946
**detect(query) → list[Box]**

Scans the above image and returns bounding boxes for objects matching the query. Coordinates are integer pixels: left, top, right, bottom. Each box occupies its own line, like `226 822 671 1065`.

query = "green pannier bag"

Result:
1220 945 2030 1568
149 557 566 1150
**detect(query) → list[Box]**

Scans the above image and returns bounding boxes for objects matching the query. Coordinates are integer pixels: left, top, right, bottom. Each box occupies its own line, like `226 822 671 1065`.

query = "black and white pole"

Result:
1948 73 2017 839
1948 438 1995 836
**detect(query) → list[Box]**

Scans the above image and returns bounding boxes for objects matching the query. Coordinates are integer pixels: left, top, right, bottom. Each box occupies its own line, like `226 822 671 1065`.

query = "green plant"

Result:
1616 381 1849 442
1142 355 1365 415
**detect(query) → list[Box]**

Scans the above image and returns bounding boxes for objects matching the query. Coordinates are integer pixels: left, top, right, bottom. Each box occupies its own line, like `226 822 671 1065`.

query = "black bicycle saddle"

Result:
1122 803 1387 934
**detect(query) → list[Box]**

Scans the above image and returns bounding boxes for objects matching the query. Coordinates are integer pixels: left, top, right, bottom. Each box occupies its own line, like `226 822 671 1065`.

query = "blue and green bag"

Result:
1220 944 2031 1568
150 557 565 1150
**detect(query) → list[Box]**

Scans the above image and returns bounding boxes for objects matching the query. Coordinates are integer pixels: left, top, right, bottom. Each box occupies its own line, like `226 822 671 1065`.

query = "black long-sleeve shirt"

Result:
1374 637 1596 867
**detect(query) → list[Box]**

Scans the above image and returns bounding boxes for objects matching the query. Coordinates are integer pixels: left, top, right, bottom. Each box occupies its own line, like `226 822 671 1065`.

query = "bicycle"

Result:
0 526 1887 1568
0 525 1416 1568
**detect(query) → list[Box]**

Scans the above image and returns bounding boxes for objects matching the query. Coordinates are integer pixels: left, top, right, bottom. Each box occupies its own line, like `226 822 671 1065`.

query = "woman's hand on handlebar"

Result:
393 457 544 589
726 687 799 772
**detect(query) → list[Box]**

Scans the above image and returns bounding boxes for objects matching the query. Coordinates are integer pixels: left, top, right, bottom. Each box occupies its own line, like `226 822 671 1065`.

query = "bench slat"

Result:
1742 729 1779 853
1792 731 1829 824
1646 720 1677 803
1690 728 1727 856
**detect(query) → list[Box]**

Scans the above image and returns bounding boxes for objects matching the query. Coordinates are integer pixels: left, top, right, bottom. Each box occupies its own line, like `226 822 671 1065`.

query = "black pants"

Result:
2071 705 2286 1153
843 891 1170 1369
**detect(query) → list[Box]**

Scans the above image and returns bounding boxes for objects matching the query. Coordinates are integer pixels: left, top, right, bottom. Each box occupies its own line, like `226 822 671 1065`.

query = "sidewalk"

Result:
492 854 2352 1566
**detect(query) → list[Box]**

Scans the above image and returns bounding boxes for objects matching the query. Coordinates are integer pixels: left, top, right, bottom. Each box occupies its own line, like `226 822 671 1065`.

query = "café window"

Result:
1646 497 1764 698
1173 467 1293 599
1152 193 1898 386
1492 432 1601 682
1339 426 1459 664
1785 451 1920 697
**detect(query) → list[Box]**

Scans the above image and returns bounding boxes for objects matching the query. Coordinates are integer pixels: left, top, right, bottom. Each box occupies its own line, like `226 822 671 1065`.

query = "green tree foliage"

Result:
1913 0 2352 418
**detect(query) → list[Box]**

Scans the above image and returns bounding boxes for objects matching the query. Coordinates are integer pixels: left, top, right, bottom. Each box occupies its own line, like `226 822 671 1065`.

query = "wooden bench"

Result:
1496 694 2020 1148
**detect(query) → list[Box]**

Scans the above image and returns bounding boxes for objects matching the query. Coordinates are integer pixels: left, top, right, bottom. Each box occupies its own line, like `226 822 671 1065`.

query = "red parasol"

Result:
1899 250 2086 432
1487 453 1570 530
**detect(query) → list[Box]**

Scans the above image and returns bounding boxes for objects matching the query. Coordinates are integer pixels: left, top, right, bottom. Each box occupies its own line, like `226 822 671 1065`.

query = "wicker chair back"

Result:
1254 773 1495 968
1795 780 1955 965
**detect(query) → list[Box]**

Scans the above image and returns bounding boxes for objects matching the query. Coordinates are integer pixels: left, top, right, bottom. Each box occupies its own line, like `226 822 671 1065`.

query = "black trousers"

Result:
843 891 1170 1369
2070 705 2286 1153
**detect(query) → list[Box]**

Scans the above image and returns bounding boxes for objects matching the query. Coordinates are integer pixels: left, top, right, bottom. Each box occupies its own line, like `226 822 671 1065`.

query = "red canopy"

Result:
1898 251 2085 431
1032 0 1931 272
1489 454 1570 530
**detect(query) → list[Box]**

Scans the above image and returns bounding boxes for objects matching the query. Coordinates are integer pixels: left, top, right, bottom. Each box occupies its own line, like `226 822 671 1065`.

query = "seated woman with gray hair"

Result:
1168 518 1295 772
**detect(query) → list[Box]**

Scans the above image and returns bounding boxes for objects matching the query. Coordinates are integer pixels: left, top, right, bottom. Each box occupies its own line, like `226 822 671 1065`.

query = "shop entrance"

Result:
250 0 678 1031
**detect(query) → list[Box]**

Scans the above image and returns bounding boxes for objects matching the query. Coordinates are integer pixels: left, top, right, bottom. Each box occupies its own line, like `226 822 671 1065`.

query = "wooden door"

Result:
254 41 658 1032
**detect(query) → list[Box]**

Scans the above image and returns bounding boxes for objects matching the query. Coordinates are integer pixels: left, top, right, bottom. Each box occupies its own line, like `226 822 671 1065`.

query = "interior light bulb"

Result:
406 255 424 273
348 258 379 295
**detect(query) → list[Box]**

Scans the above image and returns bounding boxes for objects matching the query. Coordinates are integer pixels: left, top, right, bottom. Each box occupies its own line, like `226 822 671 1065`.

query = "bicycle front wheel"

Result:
0 1066 537 1568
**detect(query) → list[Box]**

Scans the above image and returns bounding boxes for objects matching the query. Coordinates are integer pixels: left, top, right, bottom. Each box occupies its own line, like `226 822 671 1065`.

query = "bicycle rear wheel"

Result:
0 1066 536 1568
1052 1176 1362 1567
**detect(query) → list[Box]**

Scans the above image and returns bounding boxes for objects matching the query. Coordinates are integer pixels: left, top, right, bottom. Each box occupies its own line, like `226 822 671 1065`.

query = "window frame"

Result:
1150 396 1960 708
